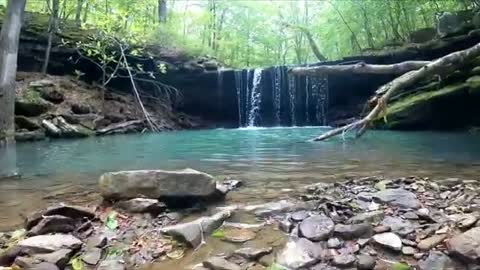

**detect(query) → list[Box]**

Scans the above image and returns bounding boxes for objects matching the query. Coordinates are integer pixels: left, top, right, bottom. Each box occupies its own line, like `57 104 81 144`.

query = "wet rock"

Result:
71 103 91 114
233 247 272 260
334 223 372 240
278 218 293 233
250 200 314 217
15 130 46 142
15 98 50 117
82 247 102 265
17 234 82 253
402 239 416 246
40 89 64 104
372 232 402 251
291 210 310 222
332 254 356 268
15 116 41 131
418 251 460 270
327 238 343 249
33 249 73 269
373 188 421 209
348 210 384 224
222 179 243 191
357 255 376 270
403 212 419 220
99 168 218 201
357 238 370 247
25 204 95 230
31 262 60 270
27 215 75 236
115 198 166 214
402 246 416 256
457 214 478 229
381 216 415 237
373 225 390 234
98 258 125 270
417 234 447 250
222 228 256 243
86 235 107 248
161 210 230 248
276 237 323 269
298 215 334 241
258 254 274 267
447 226 480 262
203 257 241 270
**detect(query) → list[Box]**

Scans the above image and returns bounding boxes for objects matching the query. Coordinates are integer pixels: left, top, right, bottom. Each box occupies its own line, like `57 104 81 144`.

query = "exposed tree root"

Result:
289 61 430 76
313 42 480 141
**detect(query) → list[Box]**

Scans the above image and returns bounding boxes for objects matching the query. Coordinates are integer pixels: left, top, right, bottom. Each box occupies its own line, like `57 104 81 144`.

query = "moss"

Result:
467 75 480 95
19 89 42 104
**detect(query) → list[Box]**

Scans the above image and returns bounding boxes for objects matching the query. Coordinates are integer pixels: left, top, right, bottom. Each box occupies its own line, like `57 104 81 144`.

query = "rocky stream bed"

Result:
1 169 480 270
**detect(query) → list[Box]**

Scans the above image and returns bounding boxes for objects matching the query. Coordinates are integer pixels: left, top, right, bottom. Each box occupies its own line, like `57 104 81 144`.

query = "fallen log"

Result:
313 42 480 141
96 120 144 136
289 60 430 76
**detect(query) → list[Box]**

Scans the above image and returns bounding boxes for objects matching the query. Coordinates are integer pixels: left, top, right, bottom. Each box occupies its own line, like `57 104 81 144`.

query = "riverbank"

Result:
1 168 480 270
12 72 200 142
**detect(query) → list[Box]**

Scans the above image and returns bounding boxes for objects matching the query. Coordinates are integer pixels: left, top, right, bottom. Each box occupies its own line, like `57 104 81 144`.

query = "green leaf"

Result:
70 257 84 270
106 246 123 257
211 228 225 238
391 262 411 270
105 211 118 230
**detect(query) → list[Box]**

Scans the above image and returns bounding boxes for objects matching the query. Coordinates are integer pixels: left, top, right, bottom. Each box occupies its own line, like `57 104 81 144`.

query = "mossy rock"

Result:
466 75 480 96
375 83 469 129
15 89 50 117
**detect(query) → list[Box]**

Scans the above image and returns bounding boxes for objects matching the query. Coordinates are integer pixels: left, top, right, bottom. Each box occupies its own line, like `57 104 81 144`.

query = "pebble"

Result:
417 234 447 250
402 246 416 256
357 254 376 270
372 232 402 251
327 238 342 249
332 254 356 268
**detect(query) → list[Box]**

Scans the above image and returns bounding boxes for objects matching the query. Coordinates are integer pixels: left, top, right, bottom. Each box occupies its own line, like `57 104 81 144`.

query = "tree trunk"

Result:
158 0 167 23
289 61 430 76
0 0 26 178
83 2 89 23
42 0 60 75
75 0 85 27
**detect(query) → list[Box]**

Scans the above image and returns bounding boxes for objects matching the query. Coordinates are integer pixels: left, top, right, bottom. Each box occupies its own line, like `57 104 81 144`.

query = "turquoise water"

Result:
1 127 480 229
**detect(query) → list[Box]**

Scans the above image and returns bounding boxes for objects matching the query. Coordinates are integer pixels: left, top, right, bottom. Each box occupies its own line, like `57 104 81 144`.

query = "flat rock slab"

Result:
447 226 480 262
17 235 82 253
299 215 334 241
418 251 461 270
381 216 415 236
203 257 241 270
372 232 402 251
334 223 372 240
348 210 384 224
161 210 230 248
276 237 323 269
357 255 376 270
115 198 166 214
33 249 73 269
99 168 217 200
373 189 421 209
233 247 272 260
26 204 95 230
27 215 76 236
417 234 447 250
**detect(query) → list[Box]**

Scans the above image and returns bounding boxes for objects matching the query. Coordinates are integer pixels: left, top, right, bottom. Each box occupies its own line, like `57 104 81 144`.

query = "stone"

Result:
418 251 459 270
358 238 370 247
15 116 41 131
161 210 230 248
417 234 447 250
82 247 102 265
17 234 82 253
222 228 256 243
29 79 55 88
71 103 91 114
40 89 64 104
33 249 73 269
447 227 480 262
25 204 95 230
115 198 166 214
457 214 478 229
403 212 419 220
381 216 415 237
31 262 60 270
348 210 384 224
15 130 46 142
290 210 310 222
97 258 125 270
402 239 416 247
250 200 314 217
402 246 416 256
203 257 241 270
298 215 334 241
332 254 356 268
15 98 50 117
86 235 107 248
276 237 323 269
357 255 376 270
373 189 421 209
334 223 372 240
327 238 342 249
278 218 293 233
374 225 390 234
233 247 272 260
372 232 402 251
27 215 76 236
99 168 218 200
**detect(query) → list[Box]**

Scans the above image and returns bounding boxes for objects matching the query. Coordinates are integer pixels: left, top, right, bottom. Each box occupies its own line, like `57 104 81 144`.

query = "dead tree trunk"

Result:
42 0 60 75
289 61 430 76
0 0 26 178
312 42 480 141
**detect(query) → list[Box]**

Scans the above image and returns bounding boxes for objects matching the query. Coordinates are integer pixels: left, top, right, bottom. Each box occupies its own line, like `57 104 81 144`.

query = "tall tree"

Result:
42 0 60 75
75 0 85 27
0 0 26 178
158 0 167 23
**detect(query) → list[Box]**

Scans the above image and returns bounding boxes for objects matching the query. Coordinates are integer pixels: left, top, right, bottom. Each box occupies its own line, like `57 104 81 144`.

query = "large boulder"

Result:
447 227 480 262
98 168 218 200
373 188 421 209
17 234 82 253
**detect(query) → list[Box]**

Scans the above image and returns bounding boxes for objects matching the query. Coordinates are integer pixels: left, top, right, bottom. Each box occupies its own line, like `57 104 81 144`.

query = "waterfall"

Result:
0 142 17 178
288 74 296 126
234 70 243 127
217 69 224 115
247 69 263 127
311 75 329 126
272 67 282 125
305 75 310 125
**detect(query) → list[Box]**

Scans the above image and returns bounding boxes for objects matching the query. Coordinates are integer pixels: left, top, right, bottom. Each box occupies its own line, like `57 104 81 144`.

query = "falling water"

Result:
247 69 263 127
217 69 224 115
272 67 282 125
288 74 296 126
311 75 329 125
305 75 310 124
234 70 243 127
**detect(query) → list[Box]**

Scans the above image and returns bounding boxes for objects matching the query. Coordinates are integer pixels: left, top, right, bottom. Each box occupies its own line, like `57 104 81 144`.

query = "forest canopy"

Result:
2 0 478 68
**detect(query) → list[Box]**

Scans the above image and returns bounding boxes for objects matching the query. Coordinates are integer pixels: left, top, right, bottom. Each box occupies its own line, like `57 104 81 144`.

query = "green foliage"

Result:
69 256 84 270
4 0 474 68
211 228 225 238
105 211 118 230
391 262 412 270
